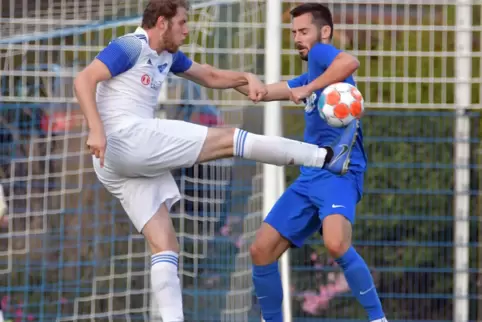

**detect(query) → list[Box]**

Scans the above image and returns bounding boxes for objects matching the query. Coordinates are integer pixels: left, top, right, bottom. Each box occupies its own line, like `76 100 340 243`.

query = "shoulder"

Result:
310 42 341 52
113 34 145 51
101 34 145 60
172 51 190 64
309 43 342 57
96 34 145 77
170 50 193 74
308 43 342 66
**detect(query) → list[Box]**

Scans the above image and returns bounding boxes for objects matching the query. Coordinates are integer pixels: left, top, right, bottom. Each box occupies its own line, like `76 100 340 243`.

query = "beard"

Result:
162 25 180 53
296 43 309 61
298 51 308 61
296 30 321 61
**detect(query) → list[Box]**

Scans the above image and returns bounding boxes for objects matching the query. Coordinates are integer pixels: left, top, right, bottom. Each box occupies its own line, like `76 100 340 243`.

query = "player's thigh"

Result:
105 119 208 177
263 183 320 249
142 202 179 254
94 162 181 235
309 173 360 255
310 172 360 225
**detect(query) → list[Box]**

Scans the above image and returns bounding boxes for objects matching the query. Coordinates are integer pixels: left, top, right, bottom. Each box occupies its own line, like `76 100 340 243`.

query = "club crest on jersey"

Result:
304 92 317 113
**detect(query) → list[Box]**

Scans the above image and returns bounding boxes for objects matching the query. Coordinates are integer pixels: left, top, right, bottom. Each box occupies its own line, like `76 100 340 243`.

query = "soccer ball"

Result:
318 82 364 127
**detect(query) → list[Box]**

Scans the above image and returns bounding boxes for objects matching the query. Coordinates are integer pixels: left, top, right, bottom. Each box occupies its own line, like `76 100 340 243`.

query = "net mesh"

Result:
1 0 265 321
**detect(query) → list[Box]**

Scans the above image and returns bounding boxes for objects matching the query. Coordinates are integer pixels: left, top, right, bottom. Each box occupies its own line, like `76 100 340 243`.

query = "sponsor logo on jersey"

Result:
141 74 151 85
150 80 163 89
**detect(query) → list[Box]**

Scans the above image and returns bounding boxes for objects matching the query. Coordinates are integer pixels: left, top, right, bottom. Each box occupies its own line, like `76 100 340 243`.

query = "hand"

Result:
246 73 268 103
290 86 312 104
87 127 107 167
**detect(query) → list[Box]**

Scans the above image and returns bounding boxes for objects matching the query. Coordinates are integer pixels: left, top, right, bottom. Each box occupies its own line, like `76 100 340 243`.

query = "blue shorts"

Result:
264 170 363 248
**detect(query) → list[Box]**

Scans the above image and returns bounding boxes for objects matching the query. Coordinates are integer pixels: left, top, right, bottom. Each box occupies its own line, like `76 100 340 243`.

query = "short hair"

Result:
141 0 190 29
290 3 334 39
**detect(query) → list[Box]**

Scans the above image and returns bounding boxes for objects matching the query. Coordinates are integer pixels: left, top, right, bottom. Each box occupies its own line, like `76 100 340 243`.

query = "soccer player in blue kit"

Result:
236 3 387 322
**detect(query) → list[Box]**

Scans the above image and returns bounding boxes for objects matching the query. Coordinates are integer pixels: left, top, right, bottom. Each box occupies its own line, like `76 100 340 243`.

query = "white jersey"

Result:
95 27 192 135
92 28 207 233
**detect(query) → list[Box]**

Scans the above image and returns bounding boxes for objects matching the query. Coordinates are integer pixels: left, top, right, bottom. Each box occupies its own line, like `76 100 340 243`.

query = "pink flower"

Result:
235 237 243 249
220 225 231 236
301 273 351 315
1 296 9 309
301 292 320 315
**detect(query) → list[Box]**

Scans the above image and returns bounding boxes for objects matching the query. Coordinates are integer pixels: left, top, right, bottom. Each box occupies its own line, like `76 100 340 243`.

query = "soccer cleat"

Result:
323 119 359 175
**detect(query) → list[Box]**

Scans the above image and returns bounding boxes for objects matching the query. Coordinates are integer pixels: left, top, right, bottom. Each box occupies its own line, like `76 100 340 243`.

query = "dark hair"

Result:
290 3 334 39
141 0 189 29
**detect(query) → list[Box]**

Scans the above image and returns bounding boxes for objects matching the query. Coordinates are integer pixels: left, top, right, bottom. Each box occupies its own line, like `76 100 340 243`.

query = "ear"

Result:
321 25 332 41
156 16 168 30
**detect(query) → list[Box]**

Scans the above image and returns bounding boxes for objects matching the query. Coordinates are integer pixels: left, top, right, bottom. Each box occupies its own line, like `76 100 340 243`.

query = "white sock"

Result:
233 128 327 167
151 251 184 322
371 318 388 322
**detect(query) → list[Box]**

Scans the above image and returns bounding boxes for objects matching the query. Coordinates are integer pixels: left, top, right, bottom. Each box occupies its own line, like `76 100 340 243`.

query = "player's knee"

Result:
324 236 350 258
249 223 290 265
249 242 271 265
322 214 353 258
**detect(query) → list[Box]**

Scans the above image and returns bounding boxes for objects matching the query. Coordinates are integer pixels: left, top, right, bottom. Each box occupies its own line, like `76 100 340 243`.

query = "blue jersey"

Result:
287 43 367 178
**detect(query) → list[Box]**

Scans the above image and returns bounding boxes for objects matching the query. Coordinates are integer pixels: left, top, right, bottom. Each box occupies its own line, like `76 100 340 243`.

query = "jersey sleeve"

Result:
96 36 142 77
308 43 342 69
287 73 309 88
171 51 193 74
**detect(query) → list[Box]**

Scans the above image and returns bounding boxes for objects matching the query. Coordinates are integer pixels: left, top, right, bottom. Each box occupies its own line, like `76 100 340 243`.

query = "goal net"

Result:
0 0 265 321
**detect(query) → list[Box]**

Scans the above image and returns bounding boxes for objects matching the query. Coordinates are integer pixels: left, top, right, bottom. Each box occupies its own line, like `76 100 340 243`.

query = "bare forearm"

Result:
74 74 103 131
235 84 250 96
205 67 249 89
235 82 290 102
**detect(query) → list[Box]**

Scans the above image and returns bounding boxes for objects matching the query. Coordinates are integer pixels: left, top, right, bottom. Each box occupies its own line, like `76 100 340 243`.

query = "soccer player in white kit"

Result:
74 0 348 320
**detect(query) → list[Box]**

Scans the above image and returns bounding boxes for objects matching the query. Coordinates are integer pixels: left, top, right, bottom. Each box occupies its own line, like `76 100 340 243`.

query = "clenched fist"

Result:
246 73 268 103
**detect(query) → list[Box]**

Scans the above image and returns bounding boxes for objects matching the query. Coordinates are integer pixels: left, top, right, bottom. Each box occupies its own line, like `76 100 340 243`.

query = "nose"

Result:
293 32 301 43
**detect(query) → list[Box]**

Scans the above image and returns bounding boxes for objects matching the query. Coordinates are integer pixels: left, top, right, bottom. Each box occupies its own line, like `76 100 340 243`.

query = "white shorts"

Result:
93 118 208 232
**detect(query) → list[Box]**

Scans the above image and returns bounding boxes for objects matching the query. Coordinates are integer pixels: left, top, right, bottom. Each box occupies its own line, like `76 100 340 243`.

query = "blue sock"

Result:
252 262 283 322
335 247 385 321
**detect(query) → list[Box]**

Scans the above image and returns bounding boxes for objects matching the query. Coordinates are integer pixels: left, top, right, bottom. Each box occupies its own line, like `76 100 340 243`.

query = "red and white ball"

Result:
318 82 364 127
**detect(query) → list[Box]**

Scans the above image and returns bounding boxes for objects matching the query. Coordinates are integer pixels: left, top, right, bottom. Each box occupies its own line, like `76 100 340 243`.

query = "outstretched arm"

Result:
236 73 309 102
178 62 251 89
235 82 292 102
176 60 266 101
